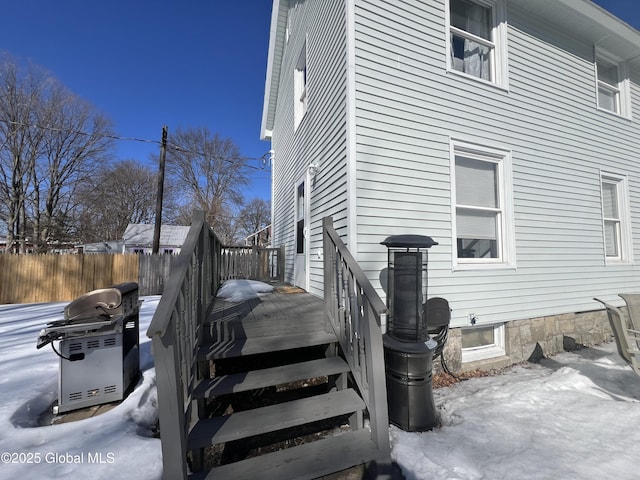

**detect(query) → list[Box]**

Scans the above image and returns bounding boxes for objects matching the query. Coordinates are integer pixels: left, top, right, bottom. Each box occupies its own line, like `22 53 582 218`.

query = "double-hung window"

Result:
595 50 630 117
601 173 632 263
294 42 308 130
451 141 514 269
447 0 507 87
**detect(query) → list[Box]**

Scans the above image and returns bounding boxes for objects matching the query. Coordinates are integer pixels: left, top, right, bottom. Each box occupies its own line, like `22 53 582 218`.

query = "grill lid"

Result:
37 282 139 350
64 282 138 320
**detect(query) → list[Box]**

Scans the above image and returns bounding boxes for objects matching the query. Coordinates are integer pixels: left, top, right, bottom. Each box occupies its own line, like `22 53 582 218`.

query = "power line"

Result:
167 144 272 171
0 118 158 145
0 118 272 171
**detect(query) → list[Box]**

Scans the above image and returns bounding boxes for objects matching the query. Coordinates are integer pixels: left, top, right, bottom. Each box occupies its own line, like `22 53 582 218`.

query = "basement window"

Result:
461 323 505 363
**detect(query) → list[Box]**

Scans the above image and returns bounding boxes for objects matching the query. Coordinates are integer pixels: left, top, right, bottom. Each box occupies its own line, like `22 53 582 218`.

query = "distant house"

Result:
244 224 272 247
123 224 190 255
0 236 35 254
0 237 10 254
77 240 125 254
261 0 640 370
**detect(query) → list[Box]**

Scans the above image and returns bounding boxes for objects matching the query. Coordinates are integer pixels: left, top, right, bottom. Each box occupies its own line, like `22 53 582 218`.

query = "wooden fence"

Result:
139 254 179 296
0 253 179 304
0 243 283 305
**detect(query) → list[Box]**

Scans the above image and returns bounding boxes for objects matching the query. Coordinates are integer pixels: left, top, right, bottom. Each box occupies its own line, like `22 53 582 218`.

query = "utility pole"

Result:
152 125 168 254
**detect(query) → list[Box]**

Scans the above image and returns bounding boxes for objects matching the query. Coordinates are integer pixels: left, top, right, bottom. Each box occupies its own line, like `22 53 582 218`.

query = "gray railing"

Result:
147 212 385 477
322 216 391 460
146 211 222 480
221 245 284 282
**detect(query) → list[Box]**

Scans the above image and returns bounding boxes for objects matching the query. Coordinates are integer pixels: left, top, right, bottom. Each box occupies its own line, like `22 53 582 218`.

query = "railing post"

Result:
251 246 258 280
278 244 285 282
152 319 188 479
323 217 333 332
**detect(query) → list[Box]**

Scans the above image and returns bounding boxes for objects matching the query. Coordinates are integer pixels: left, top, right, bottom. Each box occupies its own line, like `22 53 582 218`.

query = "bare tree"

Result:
0 54 114 252
33 87 113 249
237 198 271 245
74 159 159 243
165 127 249 238
0 56 49 252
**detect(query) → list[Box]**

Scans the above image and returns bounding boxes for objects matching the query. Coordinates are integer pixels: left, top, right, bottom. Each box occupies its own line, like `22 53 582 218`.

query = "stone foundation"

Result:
435 309 613 373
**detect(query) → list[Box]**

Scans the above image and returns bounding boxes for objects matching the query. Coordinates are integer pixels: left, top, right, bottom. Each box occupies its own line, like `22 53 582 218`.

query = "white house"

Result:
122 224 190 255
261 0 640 370
77 240 124 254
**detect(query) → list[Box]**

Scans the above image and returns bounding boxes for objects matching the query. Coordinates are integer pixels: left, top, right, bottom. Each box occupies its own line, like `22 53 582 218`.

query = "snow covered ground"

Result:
393 343 640 480
0 296 163 480
1 289 640 479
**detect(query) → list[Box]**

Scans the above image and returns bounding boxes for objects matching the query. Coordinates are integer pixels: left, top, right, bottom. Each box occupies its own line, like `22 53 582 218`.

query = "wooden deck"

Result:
200 286 334 359
147 214 392 479
208 285 325 333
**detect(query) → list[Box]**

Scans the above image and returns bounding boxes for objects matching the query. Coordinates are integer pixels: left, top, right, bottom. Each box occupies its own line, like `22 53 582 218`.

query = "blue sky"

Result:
0 1 638 203
0 1 274 201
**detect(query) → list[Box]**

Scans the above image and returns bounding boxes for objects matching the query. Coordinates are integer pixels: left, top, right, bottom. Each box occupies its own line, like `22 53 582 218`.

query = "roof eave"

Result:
561 0 640 40
260 0 285 141
561 0 640 64
509 0 640 63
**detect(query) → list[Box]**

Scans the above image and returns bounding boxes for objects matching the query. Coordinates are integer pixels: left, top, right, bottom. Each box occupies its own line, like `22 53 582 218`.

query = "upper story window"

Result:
294 42 308 130
447 0 507 87
595 51 630 117
601 172 632 263
451 141 515 270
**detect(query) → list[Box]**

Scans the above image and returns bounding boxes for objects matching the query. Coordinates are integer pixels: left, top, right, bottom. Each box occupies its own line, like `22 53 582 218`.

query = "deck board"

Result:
187 388 365 449
198 330 338 360
193 356 350 398
189 429 380 480
202 288 329 347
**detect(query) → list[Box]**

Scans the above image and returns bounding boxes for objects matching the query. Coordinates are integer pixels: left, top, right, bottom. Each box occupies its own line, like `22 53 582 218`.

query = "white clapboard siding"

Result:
270 1 349 294
352 0 640 326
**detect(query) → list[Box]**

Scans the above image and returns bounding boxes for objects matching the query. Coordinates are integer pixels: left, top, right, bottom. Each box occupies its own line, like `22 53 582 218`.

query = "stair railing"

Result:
221 245 285 282
322 216 391 461
146 211 222 480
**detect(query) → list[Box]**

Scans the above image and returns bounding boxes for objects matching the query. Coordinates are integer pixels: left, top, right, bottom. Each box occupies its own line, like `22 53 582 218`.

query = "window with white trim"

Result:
595 51 629 117
447 0 507 87
601 173 632 263
461 324 505 363
294 42 307 130
451 141 514 269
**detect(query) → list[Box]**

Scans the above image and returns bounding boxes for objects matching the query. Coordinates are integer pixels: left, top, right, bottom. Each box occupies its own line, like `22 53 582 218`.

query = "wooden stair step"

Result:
193 356 350 398
197 330 338 360
189 429 381 480
202 316 326 342
188 388 365 449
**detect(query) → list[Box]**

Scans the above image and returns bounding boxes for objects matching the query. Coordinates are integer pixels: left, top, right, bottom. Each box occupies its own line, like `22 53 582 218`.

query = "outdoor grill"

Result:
36 282 140 414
